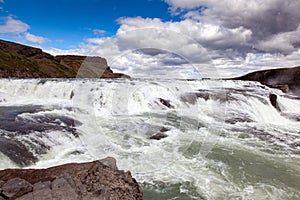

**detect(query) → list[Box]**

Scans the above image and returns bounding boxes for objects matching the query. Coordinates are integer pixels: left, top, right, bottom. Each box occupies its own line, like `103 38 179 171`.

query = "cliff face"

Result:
55 55 129 78
0 39 129 78
233 66 300 96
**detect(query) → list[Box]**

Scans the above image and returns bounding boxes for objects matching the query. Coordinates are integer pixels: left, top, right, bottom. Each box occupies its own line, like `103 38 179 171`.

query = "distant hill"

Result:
232 66 300 96
0 39 129 78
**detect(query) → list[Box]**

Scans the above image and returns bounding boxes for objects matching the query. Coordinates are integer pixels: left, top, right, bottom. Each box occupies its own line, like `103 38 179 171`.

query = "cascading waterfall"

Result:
0 78 299 199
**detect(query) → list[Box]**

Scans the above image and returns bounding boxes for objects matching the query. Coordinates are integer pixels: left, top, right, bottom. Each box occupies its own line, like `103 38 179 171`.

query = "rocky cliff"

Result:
232 66 300 96
0 39 129 78
55 55 129 78
0 157 143 200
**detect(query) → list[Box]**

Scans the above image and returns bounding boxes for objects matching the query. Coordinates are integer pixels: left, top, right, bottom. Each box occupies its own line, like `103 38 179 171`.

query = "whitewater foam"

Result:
0 78 299 199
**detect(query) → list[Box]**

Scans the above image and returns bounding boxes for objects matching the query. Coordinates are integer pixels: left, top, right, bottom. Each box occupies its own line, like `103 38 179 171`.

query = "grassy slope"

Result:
0 40 78 78
0 39 128 78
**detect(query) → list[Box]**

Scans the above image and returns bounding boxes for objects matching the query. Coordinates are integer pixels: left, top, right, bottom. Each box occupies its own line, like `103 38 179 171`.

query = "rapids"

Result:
0 78 299 199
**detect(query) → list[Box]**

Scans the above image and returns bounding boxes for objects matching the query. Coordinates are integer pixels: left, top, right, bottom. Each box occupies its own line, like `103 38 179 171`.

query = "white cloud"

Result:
85 37 122 60
165 0 204 13
25 32 49 44
0 16 29 34
44 47 86 56
44 37 121 59
93 29 106 35
166 0 300 55
43 0 300 79
42 13 299 79
116 17 252 62
110 49 203 79
0 16 50 45
212 50 300 78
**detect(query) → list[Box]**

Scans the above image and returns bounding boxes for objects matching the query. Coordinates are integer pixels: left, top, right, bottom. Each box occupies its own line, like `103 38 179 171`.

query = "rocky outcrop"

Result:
0 39 129 79
232 66 300 96
269 93 281 111
0 40 75 78
149 127 170 140
0 157 143 200
149 133 168 140
55 55 130 78
158 98 173 108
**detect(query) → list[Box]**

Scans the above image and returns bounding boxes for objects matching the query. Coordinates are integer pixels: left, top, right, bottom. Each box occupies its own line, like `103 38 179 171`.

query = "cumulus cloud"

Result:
212 50 300 78
166 0 300 55
85 37 122 60
44 0 300 78
110 49 204 79
116 17 252 62
44 34 206 79
0 16 29 34
25 33 49 44
0 16 49 45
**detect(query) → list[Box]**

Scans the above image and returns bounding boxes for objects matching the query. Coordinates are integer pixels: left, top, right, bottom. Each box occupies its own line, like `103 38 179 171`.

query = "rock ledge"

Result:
0 157 142 200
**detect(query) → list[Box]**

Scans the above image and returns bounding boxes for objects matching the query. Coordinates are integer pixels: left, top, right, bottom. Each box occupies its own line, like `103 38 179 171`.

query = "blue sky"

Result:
0 0 300 78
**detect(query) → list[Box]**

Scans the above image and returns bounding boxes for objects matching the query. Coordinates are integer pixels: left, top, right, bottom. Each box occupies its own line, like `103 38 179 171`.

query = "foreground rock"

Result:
232 66 300 96
0 39 129 79
0 157 142 200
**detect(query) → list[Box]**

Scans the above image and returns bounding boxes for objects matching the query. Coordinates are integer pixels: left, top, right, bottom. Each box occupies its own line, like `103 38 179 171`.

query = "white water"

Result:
0 78 299 199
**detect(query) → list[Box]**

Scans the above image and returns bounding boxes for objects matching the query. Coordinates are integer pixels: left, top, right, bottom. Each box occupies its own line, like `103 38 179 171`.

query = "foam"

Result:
0 78 299 198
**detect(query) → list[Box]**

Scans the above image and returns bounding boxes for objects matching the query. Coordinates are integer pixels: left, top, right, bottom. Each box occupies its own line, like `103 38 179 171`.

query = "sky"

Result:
0 0 300 78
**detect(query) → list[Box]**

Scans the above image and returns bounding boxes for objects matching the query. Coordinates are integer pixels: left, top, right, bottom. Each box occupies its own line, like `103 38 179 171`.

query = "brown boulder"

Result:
51 174 81 200
32 181 52 200
1 178 33 199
